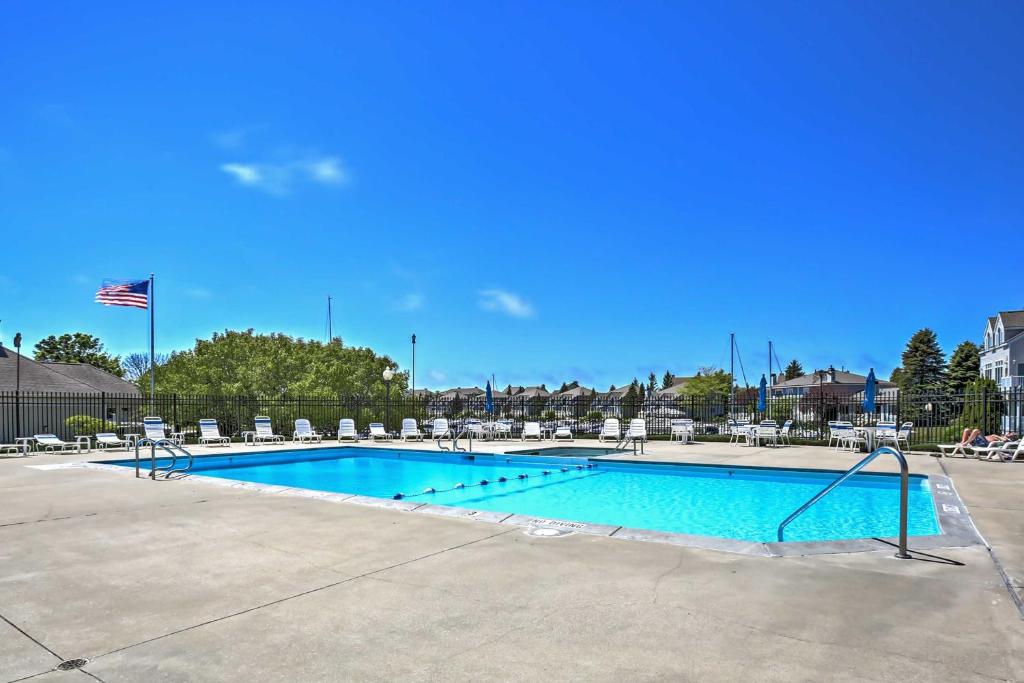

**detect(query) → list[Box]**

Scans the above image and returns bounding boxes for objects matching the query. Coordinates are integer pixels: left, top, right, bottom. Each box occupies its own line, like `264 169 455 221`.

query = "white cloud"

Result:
219 156 350 195
394 293 424 311
212 128 253 149
479 289 534 318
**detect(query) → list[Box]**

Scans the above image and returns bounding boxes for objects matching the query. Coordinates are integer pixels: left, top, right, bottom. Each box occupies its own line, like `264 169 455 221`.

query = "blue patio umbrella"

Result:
863 368 877 413
485 381 494 415
758 375 767 412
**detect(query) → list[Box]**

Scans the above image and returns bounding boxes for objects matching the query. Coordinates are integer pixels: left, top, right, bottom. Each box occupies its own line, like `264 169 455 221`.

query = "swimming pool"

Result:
108 448 942 544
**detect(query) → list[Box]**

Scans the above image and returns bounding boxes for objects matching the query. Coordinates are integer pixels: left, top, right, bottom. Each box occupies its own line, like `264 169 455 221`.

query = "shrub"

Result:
64 415 116 435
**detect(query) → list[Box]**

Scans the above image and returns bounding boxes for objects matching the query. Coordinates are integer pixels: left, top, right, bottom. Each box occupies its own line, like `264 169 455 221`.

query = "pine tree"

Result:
782 360 803 381
946 341 980 394
661 370 673 389
647 372 657 394
897 328 947 394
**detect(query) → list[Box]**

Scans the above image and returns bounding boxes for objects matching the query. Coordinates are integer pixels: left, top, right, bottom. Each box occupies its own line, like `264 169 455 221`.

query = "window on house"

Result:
995 365 1004 381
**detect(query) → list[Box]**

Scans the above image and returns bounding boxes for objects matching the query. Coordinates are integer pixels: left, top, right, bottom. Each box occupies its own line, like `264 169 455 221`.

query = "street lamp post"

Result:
382 367 395 434
13 333 22 440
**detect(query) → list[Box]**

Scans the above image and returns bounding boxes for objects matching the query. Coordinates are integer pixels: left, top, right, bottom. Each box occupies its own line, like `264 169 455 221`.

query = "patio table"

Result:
854 426 877 451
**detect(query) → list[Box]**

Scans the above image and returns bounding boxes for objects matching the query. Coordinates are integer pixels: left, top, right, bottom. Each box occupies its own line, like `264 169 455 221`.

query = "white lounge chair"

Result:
33 434 80 453
598 419 621 442
368 423 392 442
0 443 23 456
431 418 451 440
96 432 132 451
253 416 285 444
293 419 322 444
936 441 970 458
400 418 424 442
623 419 647 447
670 419 694 443
522 422 542 441
554 425 573 442
968 440 1021 461
144 416 183 445
337 419 360 442
197 420 230 447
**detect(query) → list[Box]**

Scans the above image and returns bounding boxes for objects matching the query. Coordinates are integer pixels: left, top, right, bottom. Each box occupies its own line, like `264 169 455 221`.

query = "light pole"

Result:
411 334 416 398
13 332 22 440
383 367 395 433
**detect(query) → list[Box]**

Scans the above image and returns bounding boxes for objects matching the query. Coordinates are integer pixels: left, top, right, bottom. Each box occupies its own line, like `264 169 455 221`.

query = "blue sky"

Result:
1 1 1022 390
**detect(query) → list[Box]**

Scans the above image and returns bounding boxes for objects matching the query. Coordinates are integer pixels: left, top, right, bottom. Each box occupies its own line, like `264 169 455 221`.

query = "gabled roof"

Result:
0 346 140 394
996 310 1024 330
771 368 895 389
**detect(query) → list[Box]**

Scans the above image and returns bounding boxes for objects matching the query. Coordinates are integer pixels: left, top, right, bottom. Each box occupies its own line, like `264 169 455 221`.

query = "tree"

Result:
679 367 733 397
661 371 673 390
33 333 123 376
946 341 980 394
122 352 170 383
960 377 1003 435
559 382 568 393
896 328 946 394
782 360 804 381
647 372 657 394
152 329 406 397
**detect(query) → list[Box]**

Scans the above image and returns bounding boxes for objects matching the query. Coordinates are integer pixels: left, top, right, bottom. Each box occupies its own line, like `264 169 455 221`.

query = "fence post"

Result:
982 385 988 433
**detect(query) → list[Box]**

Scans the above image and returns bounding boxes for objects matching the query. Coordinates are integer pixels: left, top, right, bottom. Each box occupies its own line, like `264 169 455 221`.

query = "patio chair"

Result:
253 416 286 444
400 418 424 442
368 423 393 442
143 416 183 445
670 419 694 443
554 425 573 442
337 418 360 442
755 421 778 447
896 422 913 450
826 421 841 449
466 419 486 440
197 419 230 447
874 421 898 448
522 422 542 441
33 434 80 453
293 419 323 444
777 420 793 446
598 419 621 442
624 418 647 444
493 419 513 440
95 432 132 451
431 418 451 440
836 422 865 452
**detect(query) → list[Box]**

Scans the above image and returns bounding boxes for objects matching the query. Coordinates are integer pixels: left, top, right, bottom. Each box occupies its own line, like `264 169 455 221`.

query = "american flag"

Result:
95 279 150 309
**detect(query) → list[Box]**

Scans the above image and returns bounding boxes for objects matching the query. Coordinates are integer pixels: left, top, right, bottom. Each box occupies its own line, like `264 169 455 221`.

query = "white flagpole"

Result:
149 273 155 407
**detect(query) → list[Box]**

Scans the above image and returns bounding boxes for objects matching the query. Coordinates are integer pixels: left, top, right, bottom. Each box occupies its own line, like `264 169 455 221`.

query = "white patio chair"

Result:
368 423 392 442
624 419 647 445
522 422 542 441
293 419 323 443
755 421 778 447
253 416 285 444
144 416 183 445
670 419 694 443
198 420 230 447
33 434 80 453
554 425 573 441
826 421 841 449
466 419 486 440
431 418 451 440
337 418 360 442
493 419 513 440
896 422 913 450
874 421 898 448
95 432 132 451
777 420 793 446
598 419 621 442
400 418 424 442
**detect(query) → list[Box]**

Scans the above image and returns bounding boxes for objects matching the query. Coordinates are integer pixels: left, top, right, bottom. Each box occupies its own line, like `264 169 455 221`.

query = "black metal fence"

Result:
2 389 1021 447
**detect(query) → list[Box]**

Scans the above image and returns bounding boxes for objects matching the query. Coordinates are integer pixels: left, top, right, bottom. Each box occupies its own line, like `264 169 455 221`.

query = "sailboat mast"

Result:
729 332 735 417
327 295 333 343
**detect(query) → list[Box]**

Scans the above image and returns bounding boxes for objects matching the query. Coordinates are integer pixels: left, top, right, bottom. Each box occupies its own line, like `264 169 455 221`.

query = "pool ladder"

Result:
134 437 194 480
776 446 910 558
437 428 469 453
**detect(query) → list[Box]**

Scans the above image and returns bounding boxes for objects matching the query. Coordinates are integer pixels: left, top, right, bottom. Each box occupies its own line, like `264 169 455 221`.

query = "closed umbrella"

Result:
758 374 767 413
863 368 877 414
485 381 494 415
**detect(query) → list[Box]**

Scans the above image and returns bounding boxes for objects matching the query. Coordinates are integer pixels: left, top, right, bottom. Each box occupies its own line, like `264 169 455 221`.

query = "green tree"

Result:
153 329 406 396
679 367 733 397
33 333 123 376
647 372 657 394
782 360 803 381
960 377 1003 435
661 371 673 390
896 328 947 394
946 341 980 394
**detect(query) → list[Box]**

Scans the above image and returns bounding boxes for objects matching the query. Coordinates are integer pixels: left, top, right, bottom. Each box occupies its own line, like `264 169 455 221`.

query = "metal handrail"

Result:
776 446 910 558
134 438 194 480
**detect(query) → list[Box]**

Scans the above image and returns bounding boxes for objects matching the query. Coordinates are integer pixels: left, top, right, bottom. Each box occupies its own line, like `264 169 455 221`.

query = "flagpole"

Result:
149 273 155 408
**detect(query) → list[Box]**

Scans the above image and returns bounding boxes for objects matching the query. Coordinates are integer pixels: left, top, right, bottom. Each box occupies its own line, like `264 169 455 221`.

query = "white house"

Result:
980 310 1024 388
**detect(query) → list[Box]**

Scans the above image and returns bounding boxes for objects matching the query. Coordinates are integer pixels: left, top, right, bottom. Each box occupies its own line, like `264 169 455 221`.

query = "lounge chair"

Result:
670 419 694 443
522 422 542 441
33 434 80 453
969 440 1022 461
337 419 360 442
293 419 323 444
936 441 970 458
623 419 647 447
96 432 132 451
197 419 231 447
143 416 183 445
400 418 424 442
253 416 285 444
0 443 23 456
368 423 392 442
554 425 573 442
431 418 451 440
598 419 620 442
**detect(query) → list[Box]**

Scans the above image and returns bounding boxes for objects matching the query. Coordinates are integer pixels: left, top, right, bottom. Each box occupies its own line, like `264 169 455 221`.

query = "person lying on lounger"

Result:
958 428 1018 447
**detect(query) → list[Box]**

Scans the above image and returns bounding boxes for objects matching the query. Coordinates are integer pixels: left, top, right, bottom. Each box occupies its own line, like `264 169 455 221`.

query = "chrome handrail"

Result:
776 446 910 558
134 438 194 480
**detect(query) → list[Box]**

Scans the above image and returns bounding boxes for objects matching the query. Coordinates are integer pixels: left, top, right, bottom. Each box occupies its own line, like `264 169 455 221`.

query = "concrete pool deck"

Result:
2 440 1022 681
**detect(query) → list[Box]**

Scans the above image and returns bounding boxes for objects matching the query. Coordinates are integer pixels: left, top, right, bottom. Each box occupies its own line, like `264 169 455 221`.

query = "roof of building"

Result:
771 367 895 389
997 310 1024 330
0 345 140 394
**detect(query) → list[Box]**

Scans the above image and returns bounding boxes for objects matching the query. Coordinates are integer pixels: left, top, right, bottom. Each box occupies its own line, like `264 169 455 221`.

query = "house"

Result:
770 366 896 399
652 374 695 399
981 310 1024 388
0 343 140 440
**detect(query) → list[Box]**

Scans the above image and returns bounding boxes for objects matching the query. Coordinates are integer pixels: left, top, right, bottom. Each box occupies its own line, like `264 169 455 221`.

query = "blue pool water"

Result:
109 449 941 543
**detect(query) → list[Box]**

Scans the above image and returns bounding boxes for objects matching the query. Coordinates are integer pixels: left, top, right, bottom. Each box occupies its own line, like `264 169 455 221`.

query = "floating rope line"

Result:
392 462 597 500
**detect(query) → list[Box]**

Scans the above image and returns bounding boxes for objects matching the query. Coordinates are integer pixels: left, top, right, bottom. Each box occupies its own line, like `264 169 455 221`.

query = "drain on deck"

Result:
526 526 574 538
56 658 89 671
